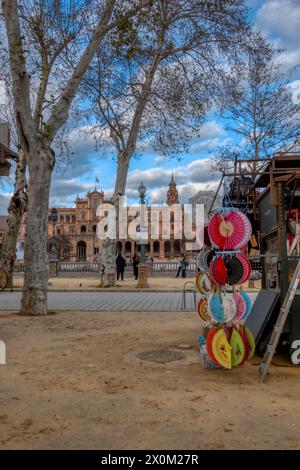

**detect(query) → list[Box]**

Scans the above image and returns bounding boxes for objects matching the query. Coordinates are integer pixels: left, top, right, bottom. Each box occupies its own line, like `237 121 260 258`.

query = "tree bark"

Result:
100 153 129 287
1 152 27 288
19 144 53 315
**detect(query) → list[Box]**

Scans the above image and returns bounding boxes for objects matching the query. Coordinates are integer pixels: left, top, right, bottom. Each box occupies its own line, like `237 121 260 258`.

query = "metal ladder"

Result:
259 259 300 383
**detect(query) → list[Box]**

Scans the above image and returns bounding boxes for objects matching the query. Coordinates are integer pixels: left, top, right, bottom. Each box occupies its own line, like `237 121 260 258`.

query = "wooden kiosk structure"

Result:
252 148 300 348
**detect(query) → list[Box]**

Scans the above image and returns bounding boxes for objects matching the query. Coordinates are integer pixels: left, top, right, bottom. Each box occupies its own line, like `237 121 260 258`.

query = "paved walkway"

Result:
0 291 258 312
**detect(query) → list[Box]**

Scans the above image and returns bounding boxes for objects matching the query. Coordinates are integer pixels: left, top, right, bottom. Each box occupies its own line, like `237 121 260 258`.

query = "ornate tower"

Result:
167 173 179 205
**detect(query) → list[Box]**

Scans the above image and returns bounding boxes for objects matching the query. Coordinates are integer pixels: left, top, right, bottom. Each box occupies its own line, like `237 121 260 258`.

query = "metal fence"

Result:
14 260 197 276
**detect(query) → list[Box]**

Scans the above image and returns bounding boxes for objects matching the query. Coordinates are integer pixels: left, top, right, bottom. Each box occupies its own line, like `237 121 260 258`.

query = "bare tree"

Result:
212 44 300 177
1 0 150 314
81 0 252 285
0 71 28 288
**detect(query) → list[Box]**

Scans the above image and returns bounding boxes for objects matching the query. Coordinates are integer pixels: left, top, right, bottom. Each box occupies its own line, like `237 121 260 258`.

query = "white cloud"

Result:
255 0 300 69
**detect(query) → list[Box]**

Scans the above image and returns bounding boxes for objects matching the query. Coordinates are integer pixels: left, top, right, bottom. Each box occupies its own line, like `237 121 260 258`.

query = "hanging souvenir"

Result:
210 256 227 286
230 329 245 367
224 255 244 286
197 299 211 322
211 329 232 369
233 292 247 322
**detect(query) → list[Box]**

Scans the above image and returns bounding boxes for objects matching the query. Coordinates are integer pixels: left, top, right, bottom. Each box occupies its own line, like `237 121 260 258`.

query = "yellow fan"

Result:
212 329 232 369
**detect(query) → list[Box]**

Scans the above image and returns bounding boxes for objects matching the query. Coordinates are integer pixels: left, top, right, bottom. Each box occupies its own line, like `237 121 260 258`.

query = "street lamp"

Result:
50 207 58 236
138 181 147 263
136 181 149 288
49 207 58 275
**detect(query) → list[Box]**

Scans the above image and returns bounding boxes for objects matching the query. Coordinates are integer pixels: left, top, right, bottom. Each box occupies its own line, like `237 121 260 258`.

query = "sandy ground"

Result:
0 309 299 450
12 276 261 291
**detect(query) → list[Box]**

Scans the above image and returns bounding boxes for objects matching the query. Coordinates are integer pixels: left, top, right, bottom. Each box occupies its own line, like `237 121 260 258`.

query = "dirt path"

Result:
0 310 299 450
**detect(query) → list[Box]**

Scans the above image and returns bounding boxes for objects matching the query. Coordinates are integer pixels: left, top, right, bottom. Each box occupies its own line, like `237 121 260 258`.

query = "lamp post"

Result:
50 207 58 237
49 208 58 275
136 181 149 288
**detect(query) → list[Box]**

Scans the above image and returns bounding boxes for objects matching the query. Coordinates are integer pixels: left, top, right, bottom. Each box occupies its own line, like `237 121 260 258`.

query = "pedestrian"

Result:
116 253 126 281
176 254 183 278
181 254 189 279
132 254 139 280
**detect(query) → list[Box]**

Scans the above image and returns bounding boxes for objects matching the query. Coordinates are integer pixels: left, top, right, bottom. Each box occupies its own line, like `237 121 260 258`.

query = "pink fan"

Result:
233 292 247 322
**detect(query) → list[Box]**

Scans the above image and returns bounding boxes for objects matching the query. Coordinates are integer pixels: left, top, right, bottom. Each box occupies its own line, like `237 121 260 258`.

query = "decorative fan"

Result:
196 273 213 295
210 256 227 286
233 292 247 322
197 299 211 322
224 255 244 286
223 293 237 322
208 293 225 323
206 328 221 366
238 254 252 284
196 249 215 273
230 329 245 367
235 213 252 249
208 210 247 250
212 329 232 369
240 291 252 320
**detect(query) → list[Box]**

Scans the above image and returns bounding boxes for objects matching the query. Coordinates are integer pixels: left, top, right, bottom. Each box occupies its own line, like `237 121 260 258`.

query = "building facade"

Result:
46 176 195 262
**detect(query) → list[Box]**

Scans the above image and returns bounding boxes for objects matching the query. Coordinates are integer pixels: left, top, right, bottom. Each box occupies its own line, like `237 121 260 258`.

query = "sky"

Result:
1 0 300 214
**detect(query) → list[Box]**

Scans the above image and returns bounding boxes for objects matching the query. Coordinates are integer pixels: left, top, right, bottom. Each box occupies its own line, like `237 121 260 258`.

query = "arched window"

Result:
174 240 181 255
164 241 171 258
60 215 64 223
66 215 70 223
153 241 160 256
125 241 131 256
93 225 97 233
72 215 76 223
117 241 123 254
82 212 86 221
81 225 86 233
77 241 86 260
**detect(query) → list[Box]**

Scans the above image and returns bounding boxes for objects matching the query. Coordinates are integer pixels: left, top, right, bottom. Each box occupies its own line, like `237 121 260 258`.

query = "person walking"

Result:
181 255 188 278
116 253 126 281
176 254 184 278
132 254 139 280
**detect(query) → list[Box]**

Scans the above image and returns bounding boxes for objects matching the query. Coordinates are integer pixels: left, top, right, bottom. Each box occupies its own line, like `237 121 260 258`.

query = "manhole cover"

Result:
136 349 186 364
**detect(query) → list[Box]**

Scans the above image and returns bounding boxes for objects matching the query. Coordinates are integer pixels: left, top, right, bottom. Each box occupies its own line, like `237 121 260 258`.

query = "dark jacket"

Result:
116 254 126 270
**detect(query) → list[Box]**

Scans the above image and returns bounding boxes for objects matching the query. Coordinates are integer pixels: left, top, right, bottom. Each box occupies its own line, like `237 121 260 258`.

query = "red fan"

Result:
238 254 252 284
208 211 246 250
210 256 227 286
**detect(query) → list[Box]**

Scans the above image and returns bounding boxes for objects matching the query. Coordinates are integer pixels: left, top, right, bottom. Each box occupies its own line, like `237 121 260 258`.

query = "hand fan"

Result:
208 293 225 323
212 329 232 369
210 256 227 286
224 256 244 286
233 292 247 322
206 328 221 366
240 290 252 321
208 210 246 250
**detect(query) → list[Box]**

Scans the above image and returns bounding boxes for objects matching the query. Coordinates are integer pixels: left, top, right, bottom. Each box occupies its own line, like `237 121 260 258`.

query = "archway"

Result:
174 240 181 256
125 241 132 257
164 241 171 258
117 241 123 254
153 241 160 257
77 241 86 260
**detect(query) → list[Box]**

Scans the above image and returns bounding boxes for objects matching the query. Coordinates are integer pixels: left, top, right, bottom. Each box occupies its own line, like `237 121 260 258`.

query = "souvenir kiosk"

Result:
251 151 300 352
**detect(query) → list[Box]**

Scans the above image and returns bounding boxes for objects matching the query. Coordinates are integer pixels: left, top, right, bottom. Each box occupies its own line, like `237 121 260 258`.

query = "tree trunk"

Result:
100 154 129 287
1 152 27 288
19 144 53 315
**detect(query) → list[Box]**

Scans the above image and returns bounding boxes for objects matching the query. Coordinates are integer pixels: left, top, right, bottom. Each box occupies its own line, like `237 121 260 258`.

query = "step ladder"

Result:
259 259 300 383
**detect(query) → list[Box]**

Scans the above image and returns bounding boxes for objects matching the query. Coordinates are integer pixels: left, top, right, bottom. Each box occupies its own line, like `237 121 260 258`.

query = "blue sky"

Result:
1 0 300 214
